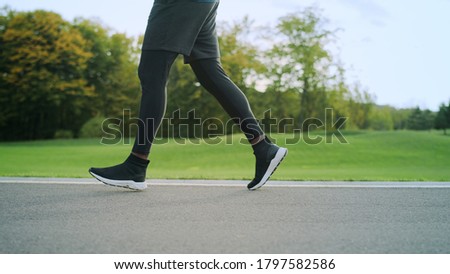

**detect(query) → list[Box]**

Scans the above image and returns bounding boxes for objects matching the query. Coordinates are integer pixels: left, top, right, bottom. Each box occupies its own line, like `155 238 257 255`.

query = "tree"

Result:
391 107 413 130
0 9 92 140
327 77 373 130
265 8 333 130
265 8 373 131
368 106 394 130
407 107 435 131
74 19 141 137
435 101 450 135
0 6 15 129
0 8 142 140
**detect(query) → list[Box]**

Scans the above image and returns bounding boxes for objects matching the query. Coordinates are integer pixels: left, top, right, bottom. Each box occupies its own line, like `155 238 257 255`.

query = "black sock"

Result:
252 136 272 155
125 153 150 168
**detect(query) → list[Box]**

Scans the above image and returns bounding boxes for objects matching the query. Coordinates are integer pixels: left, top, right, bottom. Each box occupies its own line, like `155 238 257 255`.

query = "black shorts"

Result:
142 0 220 63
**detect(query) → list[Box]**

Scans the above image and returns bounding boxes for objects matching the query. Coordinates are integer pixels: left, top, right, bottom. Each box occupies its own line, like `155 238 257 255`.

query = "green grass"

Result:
0 131 449 181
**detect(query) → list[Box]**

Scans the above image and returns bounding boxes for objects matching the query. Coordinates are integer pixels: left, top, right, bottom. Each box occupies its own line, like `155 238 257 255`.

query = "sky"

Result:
2 0 450 110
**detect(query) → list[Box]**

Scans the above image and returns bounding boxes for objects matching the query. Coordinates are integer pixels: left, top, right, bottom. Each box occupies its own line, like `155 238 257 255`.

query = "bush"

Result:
54 130 74 139
79 117 107 138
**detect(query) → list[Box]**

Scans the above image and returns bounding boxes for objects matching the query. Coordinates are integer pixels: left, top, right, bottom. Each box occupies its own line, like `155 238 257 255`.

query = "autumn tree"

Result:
0 7 14 131
0 9 92 140
74 18 141 137
74 19 141 119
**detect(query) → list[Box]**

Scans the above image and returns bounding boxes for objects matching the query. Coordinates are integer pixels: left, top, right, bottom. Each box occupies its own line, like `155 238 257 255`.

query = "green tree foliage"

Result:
328 81 373 130
435 101 450 134
74 19 141 119
266 8 331 130
0 8 140 140
265 8 373 131
368 106 394 130
0 9 92 140
407 107 435 131
1 6 446 141
0 7 14 129
390 107 412 130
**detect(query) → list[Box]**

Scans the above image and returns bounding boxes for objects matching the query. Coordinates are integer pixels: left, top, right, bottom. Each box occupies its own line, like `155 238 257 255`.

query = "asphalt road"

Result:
1 178 449 254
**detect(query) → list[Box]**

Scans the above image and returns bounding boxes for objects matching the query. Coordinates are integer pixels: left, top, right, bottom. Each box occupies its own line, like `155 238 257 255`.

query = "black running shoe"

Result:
247 144 288 191
89 154 149 190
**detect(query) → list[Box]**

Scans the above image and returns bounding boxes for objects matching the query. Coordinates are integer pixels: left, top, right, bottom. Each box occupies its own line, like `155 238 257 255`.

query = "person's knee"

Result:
138 50 177 83
138 54 151 84
138 67 145 85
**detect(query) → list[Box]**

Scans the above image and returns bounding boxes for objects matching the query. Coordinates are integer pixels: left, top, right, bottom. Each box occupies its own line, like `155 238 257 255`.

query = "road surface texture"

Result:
1 178 449 254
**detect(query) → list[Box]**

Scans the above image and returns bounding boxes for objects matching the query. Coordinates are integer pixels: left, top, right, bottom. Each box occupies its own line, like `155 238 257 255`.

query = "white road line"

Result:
0 177 449 188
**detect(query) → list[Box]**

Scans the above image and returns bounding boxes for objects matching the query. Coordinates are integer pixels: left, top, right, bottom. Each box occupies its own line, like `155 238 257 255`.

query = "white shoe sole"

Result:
89 171 147 191
249 147 288 191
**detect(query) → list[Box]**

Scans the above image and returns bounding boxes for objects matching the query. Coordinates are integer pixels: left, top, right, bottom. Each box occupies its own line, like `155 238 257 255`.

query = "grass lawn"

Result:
0 131 449 181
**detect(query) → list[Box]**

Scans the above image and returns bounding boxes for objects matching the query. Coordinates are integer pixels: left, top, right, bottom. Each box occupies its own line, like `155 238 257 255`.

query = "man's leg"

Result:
190 58 288 190
89 50 178 190
132 50 178 156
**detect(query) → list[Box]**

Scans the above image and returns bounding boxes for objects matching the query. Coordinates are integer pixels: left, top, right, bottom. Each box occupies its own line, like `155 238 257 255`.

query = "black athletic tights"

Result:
132 50 264 155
